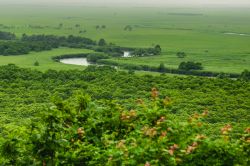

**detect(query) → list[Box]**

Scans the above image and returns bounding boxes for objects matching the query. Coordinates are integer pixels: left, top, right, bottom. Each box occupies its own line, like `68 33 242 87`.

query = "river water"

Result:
60 58 91 66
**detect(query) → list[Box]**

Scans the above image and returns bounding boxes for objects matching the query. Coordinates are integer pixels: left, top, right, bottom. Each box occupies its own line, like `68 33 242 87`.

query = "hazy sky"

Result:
1 0 250 7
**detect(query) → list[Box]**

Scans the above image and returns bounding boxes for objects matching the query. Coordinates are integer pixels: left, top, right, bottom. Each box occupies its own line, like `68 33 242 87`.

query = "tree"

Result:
134 48 146 57
0 31 16 40
98 38 107 46
239 70 250 81
158 63 166 72
75 24 80 28
154 45 161 55
178 61 203 71
217 72 230 79
34 61 40 66
87 53 109 63
124 25 132 31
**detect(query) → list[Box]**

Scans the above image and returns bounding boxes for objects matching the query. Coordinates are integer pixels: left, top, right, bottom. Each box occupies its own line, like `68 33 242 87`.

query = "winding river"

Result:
60 58 91 66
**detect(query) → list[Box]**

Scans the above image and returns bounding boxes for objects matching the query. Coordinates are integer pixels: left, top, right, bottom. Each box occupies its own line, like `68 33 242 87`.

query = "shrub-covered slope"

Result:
0 90 249 165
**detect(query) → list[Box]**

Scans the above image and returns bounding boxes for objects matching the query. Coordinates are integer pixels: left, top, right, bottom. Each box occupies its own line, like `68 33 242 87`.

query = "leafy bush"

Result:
0 89 249 165
98 38 107 46
0 32 161 58
0 41 30 55
34 61 40 66
0 65 249 131
240 70 250 81
178 61 203 71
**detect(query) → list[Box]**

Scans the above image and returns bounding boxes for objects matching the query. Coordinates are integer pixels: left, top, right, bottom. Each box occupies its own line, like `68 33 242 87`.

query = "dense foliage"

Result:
178 61 203 71
133 45 161 56
0 31 16 40
0 32 161 57
0 41 30 55
0 86 249 165
0 65 249 165
21 34 96 47
0 33 96 55
96 59 241 78
240 70 250 81
0 64 249 126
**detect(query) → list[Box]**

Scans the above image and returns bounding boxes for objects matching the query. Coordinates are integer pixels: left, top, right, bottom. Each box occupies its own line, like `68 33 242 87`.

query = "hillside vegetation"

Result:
0 5 250 165
0 65 249 165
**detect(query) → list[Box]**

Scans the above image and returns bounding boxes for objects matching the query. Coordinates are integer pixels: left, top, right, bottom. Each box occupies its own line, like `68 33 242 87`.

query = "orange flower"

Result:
161 131 167 137
129 110 137 117
116 140 126 149
195 134 206 140
186 142 198 154
159 131 167 139
168 144 179 156
136 99 144 105
167 127 172 131
142 127 158 138
202 109 209 117
163 97 171 106
77 128 85 138
121 110 137 121
156 116 166 125
159 116 166 122
147 128 157 137
186 146 195 154
192 142 198 147
197 122 203 127
168 149 174 156
221 124 232 135
145 161 151 166
244 127 250 133
151 87 159 99
120 112 127 121
193 113 200 119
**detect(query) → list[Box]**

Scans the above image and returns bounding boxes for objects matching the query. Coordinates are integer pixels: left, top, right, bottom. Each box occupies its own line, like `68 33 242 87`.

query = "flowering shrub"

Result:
0 89 249 165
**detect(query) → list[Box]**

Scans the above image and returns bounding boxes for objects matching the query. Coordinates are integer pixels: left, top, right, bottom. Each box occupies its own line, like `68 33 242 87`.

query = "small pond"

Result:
60 58 91 66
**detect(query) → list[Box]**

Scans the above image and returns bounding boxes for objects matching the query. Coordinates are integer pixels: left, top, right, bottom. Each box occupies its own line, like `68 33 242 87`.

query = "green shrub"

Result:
34 61 40 66
0 89 249 165
179 61 203 71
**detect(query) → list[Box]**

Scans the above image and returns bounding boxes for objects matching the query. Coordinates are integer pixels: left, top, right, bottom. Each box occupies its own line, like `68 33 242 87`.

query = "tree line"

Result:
0 31 16 40
0 32 162 57
92 59 245 79
52 52 250 79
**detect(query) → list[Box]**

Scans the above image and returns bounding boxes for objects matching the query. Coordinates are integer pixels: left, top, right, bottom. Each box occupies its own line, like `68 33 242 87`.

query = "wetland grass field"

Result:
0 5 250 73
